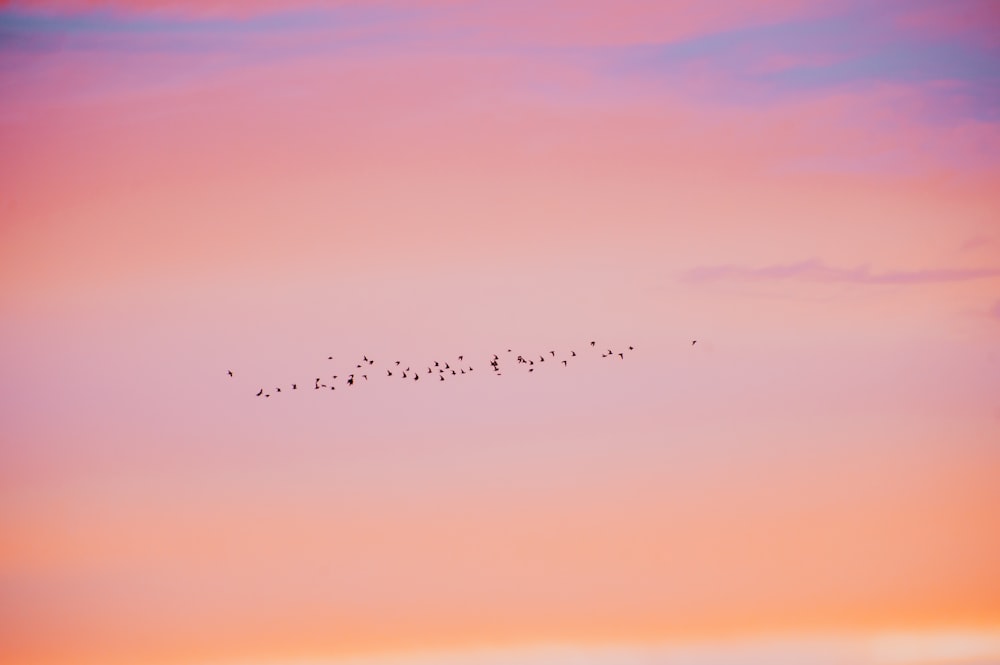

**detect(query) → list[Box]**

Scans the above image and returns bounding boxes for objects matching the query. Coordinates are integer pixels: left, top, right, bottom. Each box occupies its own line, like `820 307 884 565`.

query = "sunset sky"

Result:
1 1 999 664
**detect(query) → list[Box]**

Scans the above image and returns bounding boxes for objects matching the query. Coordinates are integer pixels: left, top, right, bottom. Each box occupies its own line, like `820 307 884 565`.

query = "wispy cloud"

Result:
960 235 994 251
682 259 1000 285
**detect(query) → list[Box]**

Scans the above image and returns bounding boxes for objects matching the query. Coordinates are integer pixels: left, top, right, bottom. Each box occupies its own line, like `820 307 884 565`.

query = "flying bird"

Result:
227 370 233 377
692 340 697 345
292 384 297 390
256 389 263 397
562 360 567 366
590 341 595 346
618 353 624 359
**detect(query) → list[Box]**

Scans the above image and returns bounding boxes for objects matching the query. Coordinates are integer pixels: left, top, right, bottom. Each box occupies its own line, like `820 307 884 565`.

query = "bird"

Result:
387 370 393 377
328 356 333 360
618 353 624 359
493 354 499 361
347 375 354 386
395 361 401 366
445 363 450 369
276 387 281 392
227 370 233 377
292 384 297 390
562 360 567 366
571 351 577 356
529 368 534 372
435 361 440 367
256 389 263 396
629 346 634 350
363 355 369 362
590 341 595 346
402 372 407 378
549 351 555 356
440 375 445 381
362 375 368 381
451 370 456 375
692 340 697 345
458 355 463 361
414 373 419 381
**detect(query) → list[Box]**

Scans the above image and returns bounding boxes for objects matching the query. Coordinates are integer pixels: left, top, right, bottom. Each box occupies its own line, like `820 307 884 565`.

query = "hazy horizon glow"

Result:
2 1 999 664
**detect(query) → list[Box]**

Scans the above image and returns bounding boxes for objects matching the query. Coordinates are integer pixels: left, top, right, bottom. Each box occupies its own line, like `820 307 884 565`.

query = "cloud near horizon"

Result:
682 259 1000 286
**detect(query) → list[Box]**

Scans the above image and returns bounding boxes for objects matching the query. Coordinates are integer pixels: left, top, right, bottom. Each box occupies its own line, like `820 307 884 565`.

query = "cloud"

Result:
682 259 1000 285
960 235 994 251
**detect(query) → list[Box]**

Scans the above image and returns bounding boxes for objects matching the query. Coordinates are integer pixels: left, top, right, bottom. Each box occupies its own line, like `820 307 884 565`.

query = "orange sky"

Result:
1 2 999 664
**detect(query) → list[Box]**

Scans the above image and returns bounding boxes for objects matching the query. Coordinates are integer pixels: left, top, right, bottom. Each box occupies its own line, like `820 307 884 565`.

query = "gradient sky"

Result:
2 2 999 665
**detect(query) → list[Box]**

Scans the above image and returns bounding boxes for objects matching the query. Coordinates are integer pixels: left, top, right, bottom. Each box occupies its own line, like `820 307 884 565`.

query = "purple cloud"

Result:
683 259 1000 285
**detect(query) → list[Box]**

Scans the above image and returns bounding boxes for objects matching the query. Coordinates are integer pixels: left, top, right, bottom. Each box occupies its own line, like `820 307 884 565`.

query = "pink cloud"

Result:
893 0 1000 48
683 259 1000 285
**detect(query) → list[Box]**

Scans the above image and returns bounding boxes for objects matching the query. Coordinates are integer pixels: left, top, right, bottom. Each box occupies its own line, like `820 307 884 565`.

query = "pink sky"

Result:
1 2 999 664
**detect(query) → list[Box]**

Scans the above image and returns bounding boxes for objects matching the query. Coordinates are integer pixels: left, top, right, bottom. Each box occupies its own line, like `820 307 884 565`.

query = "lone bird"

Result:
590 341 595 346
692 340 697 346
227 370 233 377
292 384 297 390
458 355 463 361
256 389 263 397
571 351 576 356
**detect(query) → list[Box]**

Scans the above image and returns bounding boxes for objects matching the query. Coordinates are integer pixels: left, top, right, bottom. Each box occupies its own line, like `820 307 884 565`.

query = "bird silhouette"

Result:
292 384 297 389
415 373 419 381
692 340 697 345
571 351 577 356
440 375 445 381
227 370 233 377
549 351 555 356
458 355 463 361
618 353 624 359
562 360 567 366
590 341 595 346
387 370 393 376
276 387 281 393
256 389 263 396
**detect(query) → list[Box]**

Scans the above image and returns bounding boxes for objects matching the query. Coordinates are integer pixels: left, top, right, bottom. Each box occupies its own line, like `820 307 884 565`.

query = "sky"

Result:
1 1 999 664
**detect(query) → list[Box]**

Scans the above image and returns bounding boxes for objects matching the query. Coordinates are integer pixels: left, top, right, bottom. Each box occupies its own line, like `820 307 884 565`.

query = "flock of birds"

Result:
231 340 697 398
